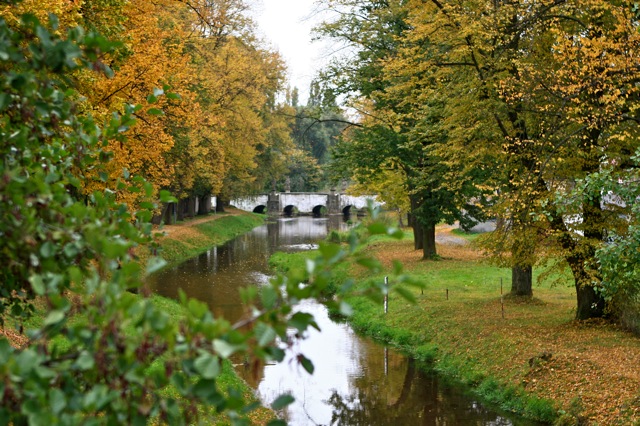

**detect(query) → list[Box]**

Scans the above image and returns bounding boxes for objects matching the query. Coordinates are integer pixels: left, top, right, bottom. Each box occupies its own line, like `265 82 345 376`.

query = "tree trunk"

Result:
575 282 605 320
215 195 226 213
162 203 177 225
414 222 424 250
176 199 186 222
198 194 211 215
187 197 196 218
422 223 437 259
390 357 416 408
409 195 423 250
511 265 533 297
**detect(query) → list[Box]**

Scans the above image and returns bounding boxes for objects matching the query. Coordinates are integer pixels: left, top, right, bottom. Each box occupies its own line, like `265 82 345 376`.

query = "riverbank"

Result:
145 208 265 267
272 224 640 425
1 209 272 424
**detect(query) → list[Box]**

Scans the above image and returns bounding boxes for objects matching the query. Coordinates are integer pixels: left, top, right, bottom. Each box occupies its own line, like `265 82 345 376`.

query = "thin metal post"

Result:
384 276 389 314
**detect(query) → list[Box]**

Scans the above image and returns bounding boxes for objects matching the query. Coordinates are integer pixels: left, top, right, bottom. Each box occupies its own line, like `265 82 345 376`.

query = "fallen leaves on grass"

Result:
366 224 640 425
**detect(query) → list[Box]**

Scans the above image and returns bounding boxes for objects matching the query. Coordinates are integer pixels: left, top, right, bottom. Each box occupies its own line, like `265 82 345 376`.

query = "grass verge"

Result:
145 209 265 268
269 226 640 425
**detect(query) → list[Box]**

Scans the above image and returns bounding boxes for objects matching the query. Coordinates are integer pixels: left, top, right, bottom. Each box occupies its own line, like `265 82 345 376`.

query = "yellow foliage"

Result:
10 0 291 206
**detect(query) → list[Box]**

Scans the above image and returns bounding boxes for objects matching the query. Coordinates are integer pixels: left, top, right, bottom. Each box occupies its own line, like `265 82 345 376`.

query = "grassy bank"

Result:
269 226 640 425
148 209 265 267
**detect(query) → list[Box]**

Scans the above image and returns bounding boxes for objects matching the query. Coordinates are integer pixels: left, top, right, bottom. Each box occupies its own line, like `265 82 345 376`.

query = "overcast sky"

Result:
252 0 330 103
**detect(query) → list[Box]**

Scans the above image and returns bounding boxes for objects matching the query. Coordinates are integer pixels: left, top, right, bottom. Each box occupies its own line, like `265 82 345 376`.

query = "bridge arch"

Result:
253 205 267 214
283 205 298 216
312 205 328 217
342 205 356 216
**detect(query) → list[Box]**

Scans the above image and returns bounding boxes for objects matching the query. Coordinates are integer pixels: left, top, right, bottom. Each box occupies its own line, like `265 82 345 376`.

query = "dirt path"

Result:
435 224 470 246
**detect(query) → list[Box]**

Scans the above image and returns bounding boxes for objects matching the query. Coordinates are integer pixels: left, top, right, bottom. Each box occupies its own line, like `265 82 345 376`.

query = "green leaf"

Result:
356 257 381 271
394 286 417 304
194 353 220 379
0 339 14 365
75 351 95 371
367 222 387 235
213 339 244 358
147 108 164 116
29 275 46 296
192 378 224 404
392 260 403 275
159 190 177 203
318 241 341 260
146 257 167 275
288 312 318 333
40 241 56 258
299 355 314 374
254 322 277 347
270 394 294 410
49 388 66 415
388 227 404 239
339 301 353 317
260 286 278 309
43 310 65 327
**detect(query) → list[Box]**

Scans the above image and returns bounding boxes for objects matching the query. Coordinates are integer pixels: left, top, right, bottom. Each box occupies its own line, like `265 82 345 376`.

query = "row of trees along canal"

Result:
314 0 640 325
1 0 350 224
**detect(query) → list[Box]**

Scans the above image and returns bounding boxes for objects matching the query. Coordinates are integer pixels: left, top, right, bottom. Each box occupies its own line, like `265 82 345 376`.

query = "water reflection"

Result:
239 301 539 426
149 216 541 426
148 216 350 324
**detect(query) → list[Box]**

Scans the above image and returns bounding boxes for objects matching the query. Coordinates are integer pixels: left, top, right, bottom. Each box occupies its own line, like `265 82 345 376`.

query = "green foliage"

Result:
0 13 138 322
579 153 640 332
0 14 406 424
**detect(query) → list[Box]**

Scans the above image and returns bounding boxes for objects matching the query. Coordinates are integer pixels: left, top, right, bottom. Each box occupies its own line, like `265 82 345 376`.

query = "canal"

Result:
148 216 542 425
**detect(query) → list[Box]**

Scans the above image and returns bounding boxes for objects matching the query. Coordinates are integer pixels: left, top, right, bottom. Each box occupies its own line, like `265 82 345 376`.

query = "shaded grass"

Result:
450 227 483 242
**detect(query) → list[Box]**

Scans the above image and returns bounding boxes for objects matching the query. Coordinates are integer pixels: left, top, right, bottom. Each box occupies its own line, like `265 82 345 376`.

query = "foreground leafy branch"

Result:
0 14 419 425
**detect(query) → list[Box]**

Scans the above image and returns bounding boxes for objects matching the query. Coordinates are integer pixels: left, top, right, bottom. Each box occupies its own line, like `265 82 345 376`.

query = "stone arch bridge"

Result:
230 192 383 216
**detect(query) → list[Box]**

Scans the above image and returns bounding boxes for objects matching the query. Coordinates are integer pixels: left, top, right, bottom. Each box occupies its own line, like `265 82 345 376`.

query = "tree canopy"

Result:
314 0 640 320
0 10 413 423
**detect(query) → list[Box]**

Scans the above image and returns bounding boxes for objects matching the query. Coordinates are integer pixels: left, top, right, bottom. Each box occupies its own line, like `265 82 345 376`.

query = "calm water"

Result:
148 216 542 426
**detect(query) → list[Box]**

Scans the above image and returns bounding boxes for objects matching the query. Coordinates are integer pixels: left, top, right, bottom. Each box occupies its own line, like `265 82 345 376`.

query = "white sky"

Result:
252 0 330 104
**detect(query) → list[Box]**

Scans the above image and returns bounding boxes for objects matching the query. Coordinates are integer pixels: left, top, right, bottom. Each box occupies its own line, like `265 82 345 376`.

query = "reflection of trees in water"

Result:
327 357 516 426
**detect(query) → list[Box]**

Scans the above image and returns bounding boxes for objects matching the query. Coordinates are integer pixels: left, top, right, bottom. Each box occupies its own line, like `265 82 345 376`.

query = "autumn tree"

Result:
388 0 640 318
316 0 486 258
